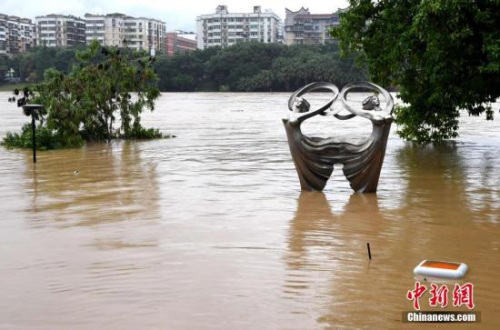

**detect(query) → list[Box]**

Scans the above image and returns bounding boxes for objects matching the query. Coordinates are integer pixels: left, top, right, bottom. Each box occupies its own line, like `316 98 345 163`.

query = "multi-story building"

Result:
0 14 35 55
284 7 340 45
122 16 166 53
196 5 280 50
1 12 167 54
85 13 126 47
83 13 167 53
0 24 5 55
35 14 86 47
166 32 197 57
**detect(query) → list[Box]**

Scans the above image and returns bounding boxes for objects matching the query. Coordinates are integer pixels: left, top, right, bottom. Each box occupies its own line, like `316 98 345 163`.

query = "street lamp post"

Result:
22 104 44 163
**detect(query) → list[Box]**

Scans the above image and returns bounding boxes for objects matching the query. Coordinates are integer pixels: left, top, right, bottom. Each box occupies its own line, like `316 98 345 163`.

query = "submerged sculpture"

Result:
282 81 394 192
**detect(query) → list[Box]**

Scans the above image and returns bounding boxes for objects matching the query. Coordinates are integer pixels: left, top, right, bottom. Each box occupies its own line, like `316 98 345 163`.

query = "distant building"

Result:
84 13 126 47
34 13 165 53
284 7 340 45
85 13 166 53
196 5 281 50
166 32 197 57
0 13 35 55
122 16 166 53
35 14 86 47
277 19 284 44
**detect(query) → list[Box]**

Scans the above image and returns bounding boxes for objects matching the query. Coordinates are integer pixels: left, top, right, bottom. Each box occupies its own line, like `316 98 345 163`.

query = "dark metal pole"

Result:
32 112 36 163
23 105 43 163
367 242 372 260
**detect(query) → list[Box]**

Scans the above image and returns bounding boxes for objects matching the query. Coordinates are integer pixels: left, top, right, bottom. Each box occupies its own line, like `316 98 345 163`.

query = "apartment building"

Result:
0 14 35 55
85 13 126 47
36 13 167 53
196 5 280 50
122 16 166 53
35 14 86 47
166 32 197 57
284 7 340 45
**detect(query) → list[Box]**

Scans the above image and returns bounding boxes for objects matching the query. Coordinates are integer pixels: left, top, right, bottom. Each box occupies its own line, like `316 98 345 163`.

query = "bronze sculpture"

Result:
282 82 394 192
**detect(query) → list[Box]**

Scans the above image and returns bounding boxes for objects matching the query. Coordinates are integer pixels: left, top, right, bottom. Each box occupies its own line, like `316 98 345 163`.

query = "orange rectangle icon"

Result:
414 260 468 280
421 261 461 270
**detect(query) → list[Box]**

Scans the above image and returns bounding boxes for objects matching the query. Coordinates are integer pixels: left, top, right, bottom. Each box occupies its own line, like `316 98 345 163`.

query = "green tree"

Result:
34 47 57 81
151 42 365 92
2 40 162 149
331 0 500 142
205 42 285 91
19 52 37 81
0 61 6 84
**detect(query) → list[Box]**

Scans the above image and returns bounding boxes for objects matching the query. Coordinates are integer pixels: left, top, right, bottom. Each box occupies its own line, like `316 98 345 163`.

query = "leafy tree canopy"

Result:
2 42 367 94
2 40 162 150
154 42 366 92
331 0 500 142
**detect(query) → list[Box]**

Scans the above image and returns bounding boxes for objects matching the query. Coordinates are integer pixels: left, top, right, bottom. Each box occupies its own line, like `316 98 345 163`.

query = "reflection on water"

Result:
0 92 499 329
26 141 160 228
285 141 500 328
285 192 396 328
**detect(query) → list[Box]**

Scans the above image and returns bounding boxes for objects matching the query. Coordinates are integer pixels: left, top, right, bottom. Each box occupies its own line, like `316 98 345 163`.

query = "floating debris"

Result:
414 260 468 281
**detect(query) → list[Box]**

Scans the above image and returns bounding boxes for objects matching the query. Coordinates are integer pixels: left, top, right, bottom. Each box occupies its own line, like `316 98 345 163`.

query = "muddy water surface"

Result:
0 92 499 329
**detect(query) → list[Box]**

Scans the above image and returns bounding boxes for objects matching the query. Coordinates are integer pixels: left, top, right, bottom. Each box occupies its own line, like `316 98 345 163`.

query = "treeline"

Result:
1 42 366 92
0 46 85 83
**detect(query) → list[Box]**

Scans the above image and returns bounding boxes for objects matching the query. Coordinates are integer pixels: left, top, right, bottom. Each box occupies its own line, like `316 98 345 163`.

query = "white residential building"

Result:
0 24 5 55
35 14 86 47
196 5 281 50
85 13 166 53
123 16 166 53
85 13 125 47
0 14 35 55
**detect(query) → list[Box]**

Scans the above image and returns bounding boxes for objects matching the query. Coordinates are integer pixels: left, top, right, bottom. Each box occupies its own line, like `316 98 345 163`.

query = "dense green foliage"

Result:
2 42 366 93
0 46 82 83
2 123 65 150
331 0 500 142
2 40 162 150
155 42 366 92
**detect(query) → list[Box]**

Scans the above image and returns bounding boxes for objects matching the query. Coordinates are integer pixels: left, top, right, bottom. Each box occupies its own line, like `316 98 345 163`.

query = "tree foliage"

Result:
154 42 366 92
2 42 366 93
331 0 500 142
0 46 82 83
2 40 162 150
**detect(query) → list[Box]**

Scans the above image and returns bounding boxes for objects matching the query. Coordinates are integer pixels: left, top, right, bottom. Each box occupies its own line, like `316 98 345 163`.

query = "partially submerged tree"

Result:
331 0 500 142
3 40 162 149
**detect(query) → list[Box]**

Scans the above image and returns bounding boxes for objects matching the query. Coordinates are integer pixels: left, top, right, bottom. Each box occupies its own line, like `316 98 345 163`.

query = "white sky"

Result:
1 0 349 31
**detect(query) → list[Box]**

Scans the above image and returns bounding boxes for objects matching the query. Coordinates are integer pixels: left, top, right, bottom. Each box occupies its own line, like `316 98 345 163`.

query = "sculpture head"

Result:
293 97 311 113
362 95 381 111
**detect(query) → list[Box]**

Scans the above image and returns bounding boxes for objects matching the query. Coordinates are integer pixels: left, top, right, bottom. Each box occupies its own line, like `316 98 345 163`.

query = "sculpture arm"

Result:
340 102 391 123
339 82 394 123
288 82 339 124
296 98 335 123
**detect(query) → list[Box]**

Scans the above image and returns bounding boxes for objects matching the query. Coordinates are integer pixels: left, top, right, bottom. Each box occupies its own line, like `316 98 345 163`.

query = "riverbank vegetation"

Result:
331 0 500 142
1 42 366 93
154 42 366 92
1 40 162 150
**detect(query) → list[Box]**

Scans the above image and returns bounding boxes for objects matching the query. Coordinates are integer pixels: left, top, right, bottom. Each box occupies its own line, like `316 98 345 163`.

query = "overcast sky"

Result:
2 0 349 31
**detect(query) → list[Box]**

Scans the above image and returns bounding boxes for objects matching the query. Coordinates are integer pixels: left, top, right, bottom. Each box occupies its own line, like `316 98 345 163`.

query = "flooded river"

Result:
0 92 499 329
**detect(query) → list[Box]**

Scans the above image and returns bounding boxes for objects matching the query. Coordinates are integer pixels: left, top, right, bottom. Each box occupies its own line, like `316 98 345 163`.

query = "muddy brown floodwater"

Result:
0 92 499 329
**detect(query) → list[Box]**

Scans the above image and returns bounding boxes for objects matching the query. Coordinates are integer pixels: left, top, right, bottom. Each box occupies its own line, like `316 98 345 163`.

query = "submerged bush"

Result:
120 122 164 140
2 40 166 150
1 123 84 150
